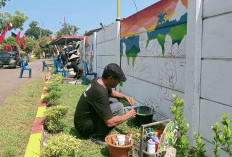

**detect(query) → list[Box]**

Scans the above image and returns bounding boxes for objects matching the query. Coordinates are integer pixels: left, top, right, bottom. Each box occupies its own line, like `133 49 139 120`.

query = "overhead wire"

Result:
132 0 139 12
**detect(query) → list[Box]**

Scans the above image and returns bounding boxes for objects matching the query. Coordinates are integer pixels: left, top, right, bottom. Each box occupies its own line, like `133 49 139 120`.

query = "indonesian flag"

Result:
0 22 13 44
24 39 29 50
49 35 53 41
18 35 25 47
15 30 21 43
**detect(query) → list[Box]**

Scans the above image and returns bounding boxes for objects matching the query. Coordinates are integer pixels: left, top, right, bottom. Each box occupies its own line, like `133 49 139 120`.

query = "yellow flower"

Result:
136 133 140 137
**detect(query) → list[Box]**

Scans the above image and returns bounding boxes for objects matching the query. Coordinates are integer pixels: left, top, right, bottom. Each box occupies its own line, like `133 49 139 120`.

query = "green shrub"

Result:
193 132 206 157
42 91 61 106
212 122 222 157
212 113 232 157
42 134 81 157
171 94 190 157
46 82 61 93
50 74 63 84
43 105 68 133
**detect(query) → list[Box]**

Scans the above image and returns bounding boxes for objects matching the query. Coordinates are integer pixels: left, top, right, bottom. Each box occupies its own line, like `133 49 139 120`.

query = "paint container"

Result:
117 135 126 146
147 139 156 154
134 106 155 126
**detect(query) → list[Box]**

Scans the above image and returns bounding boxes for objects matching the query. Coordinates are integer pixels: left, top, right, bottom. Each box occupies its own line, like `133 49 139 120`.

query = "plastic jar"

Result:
147 139 156 154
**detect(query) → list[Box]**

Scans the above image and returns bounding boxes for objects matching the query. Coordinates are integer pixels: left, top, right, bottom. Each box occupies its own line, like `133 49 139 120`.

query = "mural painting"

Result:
85 36 94 72
79 40 85 59
120 0 188 115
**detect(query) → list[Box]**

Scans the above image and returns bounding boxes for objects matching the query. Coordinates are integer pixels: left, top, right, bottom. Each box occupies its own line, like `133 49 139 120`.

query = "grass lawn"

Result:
0 78 44 157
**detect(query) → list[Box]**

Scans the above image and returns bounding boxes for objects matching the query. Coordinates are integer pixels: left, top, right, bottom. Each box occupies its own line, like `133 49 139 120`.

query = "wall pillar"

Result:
93 32 97 73
184 0 203 145
116 19 121 92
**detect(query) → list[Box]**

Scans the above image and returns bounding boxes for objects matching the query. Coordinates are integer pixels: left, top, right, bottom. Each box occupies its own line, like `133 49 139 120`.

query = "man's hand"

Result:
126 109 137 119
105 108 137 127
124 96 135 106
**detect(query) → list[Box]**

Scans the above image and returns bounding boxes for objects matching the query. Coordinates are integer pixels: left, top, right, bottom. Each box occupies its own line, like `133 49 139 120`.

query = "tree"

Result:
38 36 52 57
0 0 10 9
0 10 28 32
22 37 36 53
1 36 17 48
25 21 53 40
0 36 36 54
55 23 79 38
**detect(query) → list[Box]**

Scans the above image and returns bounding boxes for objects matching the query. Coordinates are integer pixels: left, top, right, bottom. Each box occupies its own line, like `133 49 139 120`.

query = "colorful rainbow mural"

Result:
120 0 188 56
121 0 188 38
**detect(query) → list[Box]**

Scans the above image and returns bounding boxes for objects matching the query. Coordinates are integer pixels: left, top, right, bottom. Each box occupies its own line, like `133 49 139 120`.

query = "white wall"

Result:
200 5 232 157
185 0 232 156
96 22 120 76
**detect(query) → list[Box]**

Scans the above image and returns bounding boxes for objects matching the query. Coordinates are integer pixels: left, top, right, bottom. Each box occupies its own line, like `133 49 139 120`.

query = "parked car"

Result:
0 46 30 68
0 50 20 68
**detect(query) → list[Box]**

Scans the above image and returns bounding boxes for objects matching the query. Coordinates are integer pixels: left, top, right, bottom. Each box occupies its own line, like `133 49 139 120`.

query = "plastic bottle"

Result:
147 139 156 154
128 131 133 144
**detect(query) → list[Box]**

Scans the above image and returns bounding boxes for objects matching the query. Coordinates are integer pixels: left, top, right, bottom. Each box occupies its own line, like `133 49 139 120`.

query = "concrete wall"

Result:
201 0 232 156
185 0 232 156
95 22 120 77
84 35 97 73
120 0 188 120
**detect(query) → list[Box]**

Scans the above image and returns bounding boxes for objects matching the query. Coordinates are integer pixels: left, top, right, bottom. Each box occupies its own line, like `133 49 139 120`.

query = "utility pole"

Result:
64 16 66 35
39 22 43 38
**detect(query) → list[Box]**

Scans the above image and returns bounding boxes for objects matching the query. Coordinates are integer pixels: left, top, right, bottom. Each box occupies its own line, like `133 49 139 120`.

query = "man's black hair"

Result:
102 63 126 82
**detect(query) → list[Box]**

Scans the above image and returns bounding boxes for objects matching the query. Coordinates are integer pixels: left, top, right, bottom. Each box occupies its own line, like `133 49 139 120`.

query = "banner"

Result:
0 22 13 44
24 39 29 50
15 30 21 43
18 35 25 47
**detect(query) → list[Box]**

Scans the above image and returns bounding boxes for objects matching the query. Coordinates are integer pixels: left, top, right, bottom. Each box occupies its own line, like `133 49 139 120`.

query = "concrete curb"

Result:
24 80 49 157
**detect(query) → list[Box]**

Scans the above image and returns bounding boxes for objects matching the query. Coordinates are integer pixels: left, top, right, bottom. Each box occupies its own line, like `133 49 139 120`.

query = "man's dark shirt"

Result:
74 79 113 135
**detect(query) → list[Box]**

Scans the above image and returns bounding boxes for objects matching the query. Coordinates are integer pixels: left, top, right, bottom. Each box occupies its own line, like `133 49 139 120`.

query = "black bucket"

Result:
134 106 155 127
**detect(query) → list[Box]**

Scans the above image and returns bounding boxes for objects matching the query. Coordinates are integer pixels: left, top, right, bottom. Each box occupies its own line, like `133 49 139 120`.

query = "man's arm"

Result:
110 90 135 106
104 109 136 127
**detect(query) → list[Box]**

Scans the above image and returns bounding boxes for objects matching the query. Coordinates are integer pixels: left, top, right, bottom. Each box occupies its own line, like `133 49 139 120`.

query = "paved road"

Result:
0 59 51 106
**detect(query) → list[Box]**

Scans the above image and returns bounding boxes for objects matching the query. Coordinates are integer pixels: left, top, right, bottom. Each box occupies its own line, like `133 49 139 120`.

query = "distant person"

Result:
66 54 83 79
61 50 68 67
57 52 62 64
74 63 136 145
